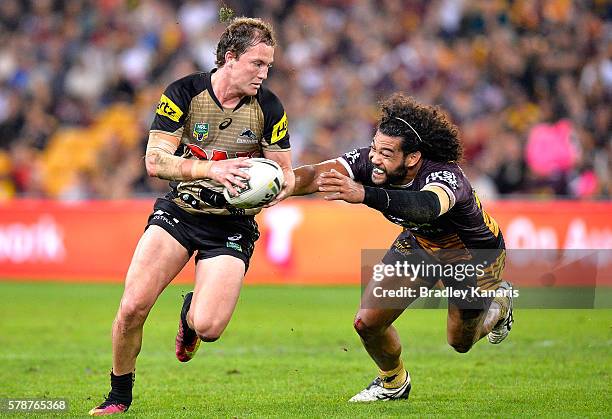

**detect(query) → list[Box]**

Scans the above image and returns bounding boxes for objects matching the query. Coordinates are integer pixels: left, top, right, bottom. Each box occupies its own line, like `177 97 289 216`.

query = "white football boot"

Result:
488 281 514 344
348 372 411 402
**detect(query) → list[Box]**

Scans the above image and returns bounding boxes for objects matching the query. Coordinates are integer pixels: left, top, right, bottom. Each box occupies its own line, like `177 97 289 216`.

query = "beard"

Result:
371 164 409 185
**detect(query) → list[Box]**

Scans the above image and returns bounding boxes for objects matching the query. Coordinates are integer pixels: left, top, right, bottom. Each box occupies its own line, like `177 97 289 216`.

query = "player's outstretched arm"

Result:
145 131 251 196
318 170 450 223
360 186 443 223
293 160 349 196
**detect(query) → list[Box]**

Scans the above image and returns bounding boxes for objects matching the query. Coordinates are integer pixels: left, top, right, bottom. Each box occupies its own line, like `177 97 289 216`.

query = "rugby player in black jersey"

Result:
90 17 294 415
293 93 513 402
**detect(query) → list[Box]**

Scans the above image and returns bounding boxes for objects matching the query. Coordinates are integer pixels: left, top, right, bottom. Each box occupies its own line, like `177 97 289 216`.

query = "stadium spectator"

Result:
0 0 609 200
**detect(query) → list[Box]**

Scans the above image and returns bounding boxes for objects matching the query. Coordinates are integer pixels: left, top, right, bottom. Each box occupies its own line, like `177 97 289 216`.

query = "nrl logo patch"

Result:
193 122 209 142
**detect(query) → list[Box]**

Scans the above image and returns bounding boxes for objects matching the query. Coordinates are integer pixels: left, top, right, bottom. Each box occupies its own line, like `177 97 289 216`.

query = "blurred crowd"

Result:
0 0 610 200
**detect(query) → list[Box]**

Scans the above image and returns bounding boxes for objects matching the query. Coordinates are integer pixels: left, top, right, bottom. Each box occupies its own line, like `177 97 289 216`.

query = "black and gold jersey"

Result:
150 69 290 215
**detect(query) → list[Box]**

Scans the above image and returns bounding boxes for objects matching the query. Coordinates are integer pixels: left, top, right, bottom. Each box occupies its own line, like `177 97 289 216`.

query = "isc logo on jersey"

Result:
156 94 183 122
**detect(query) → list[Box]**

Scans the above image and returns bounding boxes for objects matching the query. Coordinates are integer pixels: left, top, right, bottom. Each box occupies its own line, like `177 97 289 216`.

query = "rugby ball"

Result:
223 158 284 209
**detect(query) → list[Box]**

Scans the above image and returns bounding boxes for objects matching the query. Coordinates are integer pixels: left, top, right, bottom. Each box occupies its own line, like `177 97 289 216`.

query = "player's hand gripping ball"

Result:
223 158 284 208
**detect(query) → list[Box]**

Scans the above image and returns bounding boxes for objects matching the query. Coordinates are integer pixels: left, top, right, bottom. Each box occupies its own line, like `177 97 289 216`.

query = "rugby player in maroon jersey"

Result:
293 93 513 402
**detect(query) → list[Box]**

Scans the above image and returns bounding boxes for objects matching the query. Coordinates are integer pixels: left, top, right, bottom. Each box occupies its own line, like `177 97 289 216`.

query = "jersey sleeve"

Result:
150 74 199 137
337 147 372 183
259 88 290 150
420 163 471 209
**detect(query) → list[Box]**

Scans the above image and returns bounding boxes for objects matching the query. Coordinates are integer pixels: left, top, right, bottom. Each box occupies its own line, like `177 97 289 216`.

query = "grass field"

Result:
0 281 610 418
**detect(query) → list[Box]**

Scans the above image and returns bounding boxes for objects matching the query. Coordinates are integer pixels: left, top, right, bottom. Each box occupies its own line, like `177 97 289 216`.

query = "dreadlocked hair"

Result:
377 93 463 162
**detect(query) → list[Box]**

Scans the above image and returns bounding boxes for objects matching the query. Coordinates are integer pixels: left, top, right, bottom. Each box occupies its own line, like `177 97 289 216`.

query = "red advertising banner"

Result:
0 199 611 285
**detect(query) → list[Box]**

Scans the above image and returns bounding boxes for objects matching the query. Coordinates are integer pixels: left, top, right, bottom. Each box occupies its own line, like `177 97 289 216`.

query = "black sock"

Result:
109 371 134 406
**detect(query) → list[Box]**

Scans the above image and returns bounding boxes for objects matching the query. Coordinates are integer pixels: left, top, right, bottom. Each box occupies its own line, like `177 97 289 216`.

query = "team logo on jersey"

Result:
425 171 459 189
237 129 258 144
271 112 288 144
343 149 360 164
193 122 209 142
156 94 183 122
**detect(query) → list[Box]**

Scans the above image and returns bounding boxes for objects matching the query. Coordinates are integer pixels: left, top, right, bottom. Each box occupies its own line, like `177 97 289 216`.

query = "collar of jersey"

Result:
390 180 414 188
207 68 252 113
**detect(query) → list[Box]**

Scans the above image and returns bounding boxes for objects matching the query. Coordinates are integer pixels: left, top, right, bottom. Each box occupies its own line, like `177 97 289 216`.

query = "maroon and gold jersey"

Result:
338 147 502 251
150 70 290 215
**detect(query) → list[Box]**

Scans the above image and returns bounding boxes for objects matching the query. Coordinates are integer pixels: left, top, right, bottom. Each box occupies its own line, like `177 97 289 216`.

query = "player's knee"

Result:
195 329 221 342
353 316 382 337
198 334 220 342
451 343 472 353
192 320 224 342
117 297 150 328
448 338 473 353
353 316 366 335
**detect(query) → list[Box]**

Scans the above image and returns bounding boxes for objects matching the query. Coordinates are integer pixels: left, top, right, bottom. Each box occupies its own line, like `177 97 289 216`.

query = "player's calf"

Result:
446 306 485 353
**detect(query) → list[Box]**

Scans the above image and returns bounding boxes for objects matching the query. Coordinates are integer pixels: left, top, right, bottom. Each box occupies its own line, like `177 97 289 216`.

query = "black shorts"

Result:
146 198 260 270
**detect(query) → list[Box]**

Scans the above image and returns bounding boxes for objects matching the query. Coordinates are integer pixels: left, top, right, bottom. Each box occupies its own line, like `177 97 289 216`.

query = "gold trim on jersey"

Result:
476 250 506 291
413 232 466 250
482 209 499 236
473 191 500 237
413 233 470 263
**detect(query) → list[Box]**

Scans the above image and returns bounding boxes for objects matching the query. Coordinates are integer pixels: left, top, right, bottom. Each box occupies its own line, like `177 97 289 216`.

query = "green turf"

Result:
0 281 610 418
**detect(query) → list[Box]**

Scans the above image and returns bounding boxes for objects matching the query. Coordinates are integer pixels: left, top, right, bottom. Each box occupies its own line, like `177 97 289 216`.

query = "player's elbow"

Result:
411 211 438 224
293 165 317 196
404 191 441 223
144 150 160 177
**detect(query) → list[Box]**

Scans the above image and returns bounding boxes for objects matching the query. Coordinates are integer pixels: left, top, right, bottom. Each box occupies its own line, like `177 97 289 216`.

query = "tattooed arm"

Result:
145 131 251 195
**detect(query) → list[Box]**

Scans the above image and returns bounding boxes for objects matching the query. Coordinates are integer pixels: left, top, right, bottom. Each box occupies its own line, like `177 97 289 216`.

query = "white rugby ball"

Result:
223 158 284 209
